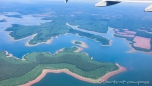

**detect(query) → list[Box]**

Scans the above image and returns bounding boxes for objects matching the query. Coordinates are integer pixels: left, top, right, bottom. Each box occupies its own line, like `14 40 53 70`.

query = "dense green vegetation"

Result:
74 41 82 44
69 29 110 45
69 20 108 33
0 47 118 86
6 22 70 45
5 21 110 46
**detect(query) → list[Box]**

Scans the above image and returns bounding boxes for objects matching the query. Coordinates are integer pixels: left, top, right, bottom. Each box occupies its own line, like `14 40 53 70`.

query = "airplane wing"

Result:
65 0 68 3
64 0 152 12
95 0 152 12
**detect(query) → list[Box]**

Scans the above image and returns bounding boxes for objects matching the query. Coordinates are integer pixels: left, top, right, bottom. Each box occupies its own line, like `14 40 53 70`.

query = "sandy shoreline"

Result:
54 48 64 54
71 40 88 48
25 34 54 47
17 33 70 47
20 63 126 86
4 51 19 60
5 51 13 57
74 47 83 52
25 38 53 47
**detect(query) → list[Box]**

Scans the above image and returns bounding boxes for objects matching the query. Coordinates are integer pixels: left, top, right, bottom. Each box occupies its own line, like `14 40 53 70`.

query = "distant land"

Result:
4 8 152 52
0 47 126 86
5 22 110 46
114 28 152 52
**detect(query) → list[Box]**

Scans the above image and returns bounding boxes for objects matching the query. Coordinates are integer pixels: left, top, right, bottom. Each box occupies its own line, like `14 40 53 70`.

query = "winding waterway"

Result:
0 13 152 86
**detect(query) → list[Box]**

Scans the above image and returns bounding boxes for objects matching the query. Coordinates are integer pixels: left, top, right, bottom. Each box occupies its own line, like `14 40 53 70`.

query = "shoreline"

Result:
113 29 152 54
54 48 64 54
71 40 88 48
14 33 69 47
75 33 112 47
4 51 19 60
115 35 152 54
101 40 113 46
20 63 126 86
25 38 53 47
25 34 54 47
74 47 83 52
67 23 113 47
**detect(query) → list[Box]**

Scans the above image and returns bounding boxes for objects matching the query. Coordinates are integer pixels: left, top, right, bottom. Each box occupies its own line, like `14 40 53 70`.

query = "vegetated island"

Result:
0 47 126 86
71 40 88 48
5 22 110 46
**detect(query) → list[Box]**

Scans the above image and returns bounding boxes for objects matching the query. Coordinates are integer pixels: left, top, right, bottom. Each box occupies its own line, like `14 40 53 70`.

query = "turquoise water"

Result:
0 2 152 86
0 27 152 86
32 29 152 86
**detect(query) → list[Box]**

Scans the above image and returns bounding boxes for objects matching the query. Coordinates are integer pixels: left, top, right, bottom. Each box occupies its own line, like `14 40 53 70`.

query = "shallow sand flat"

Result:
133 36 151 50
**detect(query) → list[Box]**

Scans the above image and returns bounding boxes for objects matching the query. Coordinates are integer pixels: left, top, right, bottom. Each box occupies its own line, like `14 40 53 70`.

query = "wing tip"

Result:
145 4 152 12
64 0 68 3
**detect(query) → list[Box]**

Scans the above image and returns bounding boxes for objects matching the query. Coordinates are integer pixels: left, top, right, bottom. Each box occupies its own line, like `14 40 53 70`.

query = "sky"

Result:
1 0 100 3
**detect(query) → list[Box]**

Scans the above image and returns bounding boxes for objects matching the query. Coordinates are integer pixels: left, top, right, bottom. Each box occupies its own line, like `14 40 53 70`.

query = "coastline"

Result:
115 35 152 54
54 48 64 54
12 32 69 47
25 34 54 47
20 63 126 86
113 29 152 54
71 40 88 48
101 40 113 46
74 47 83 52
67 23 112 47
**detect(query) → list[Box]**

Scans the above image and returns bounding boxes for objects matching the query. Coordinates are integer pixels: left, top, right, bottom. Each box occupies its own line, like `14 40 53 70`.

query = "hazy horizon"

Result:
0 0 100 3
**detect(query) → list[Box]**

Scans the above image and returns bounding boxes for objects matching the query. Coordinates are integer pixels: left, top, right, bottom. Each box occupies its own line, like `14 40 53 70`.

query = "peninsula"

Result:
0 47 126 86
5 22 110 46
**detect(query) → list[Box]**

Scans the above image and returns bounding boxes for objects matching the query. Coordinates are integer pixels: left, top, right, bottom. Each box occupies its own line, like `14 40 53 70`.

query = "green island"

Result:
71 40 88 48
0 47 118 86
5 22 110 46
74 41 82 44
